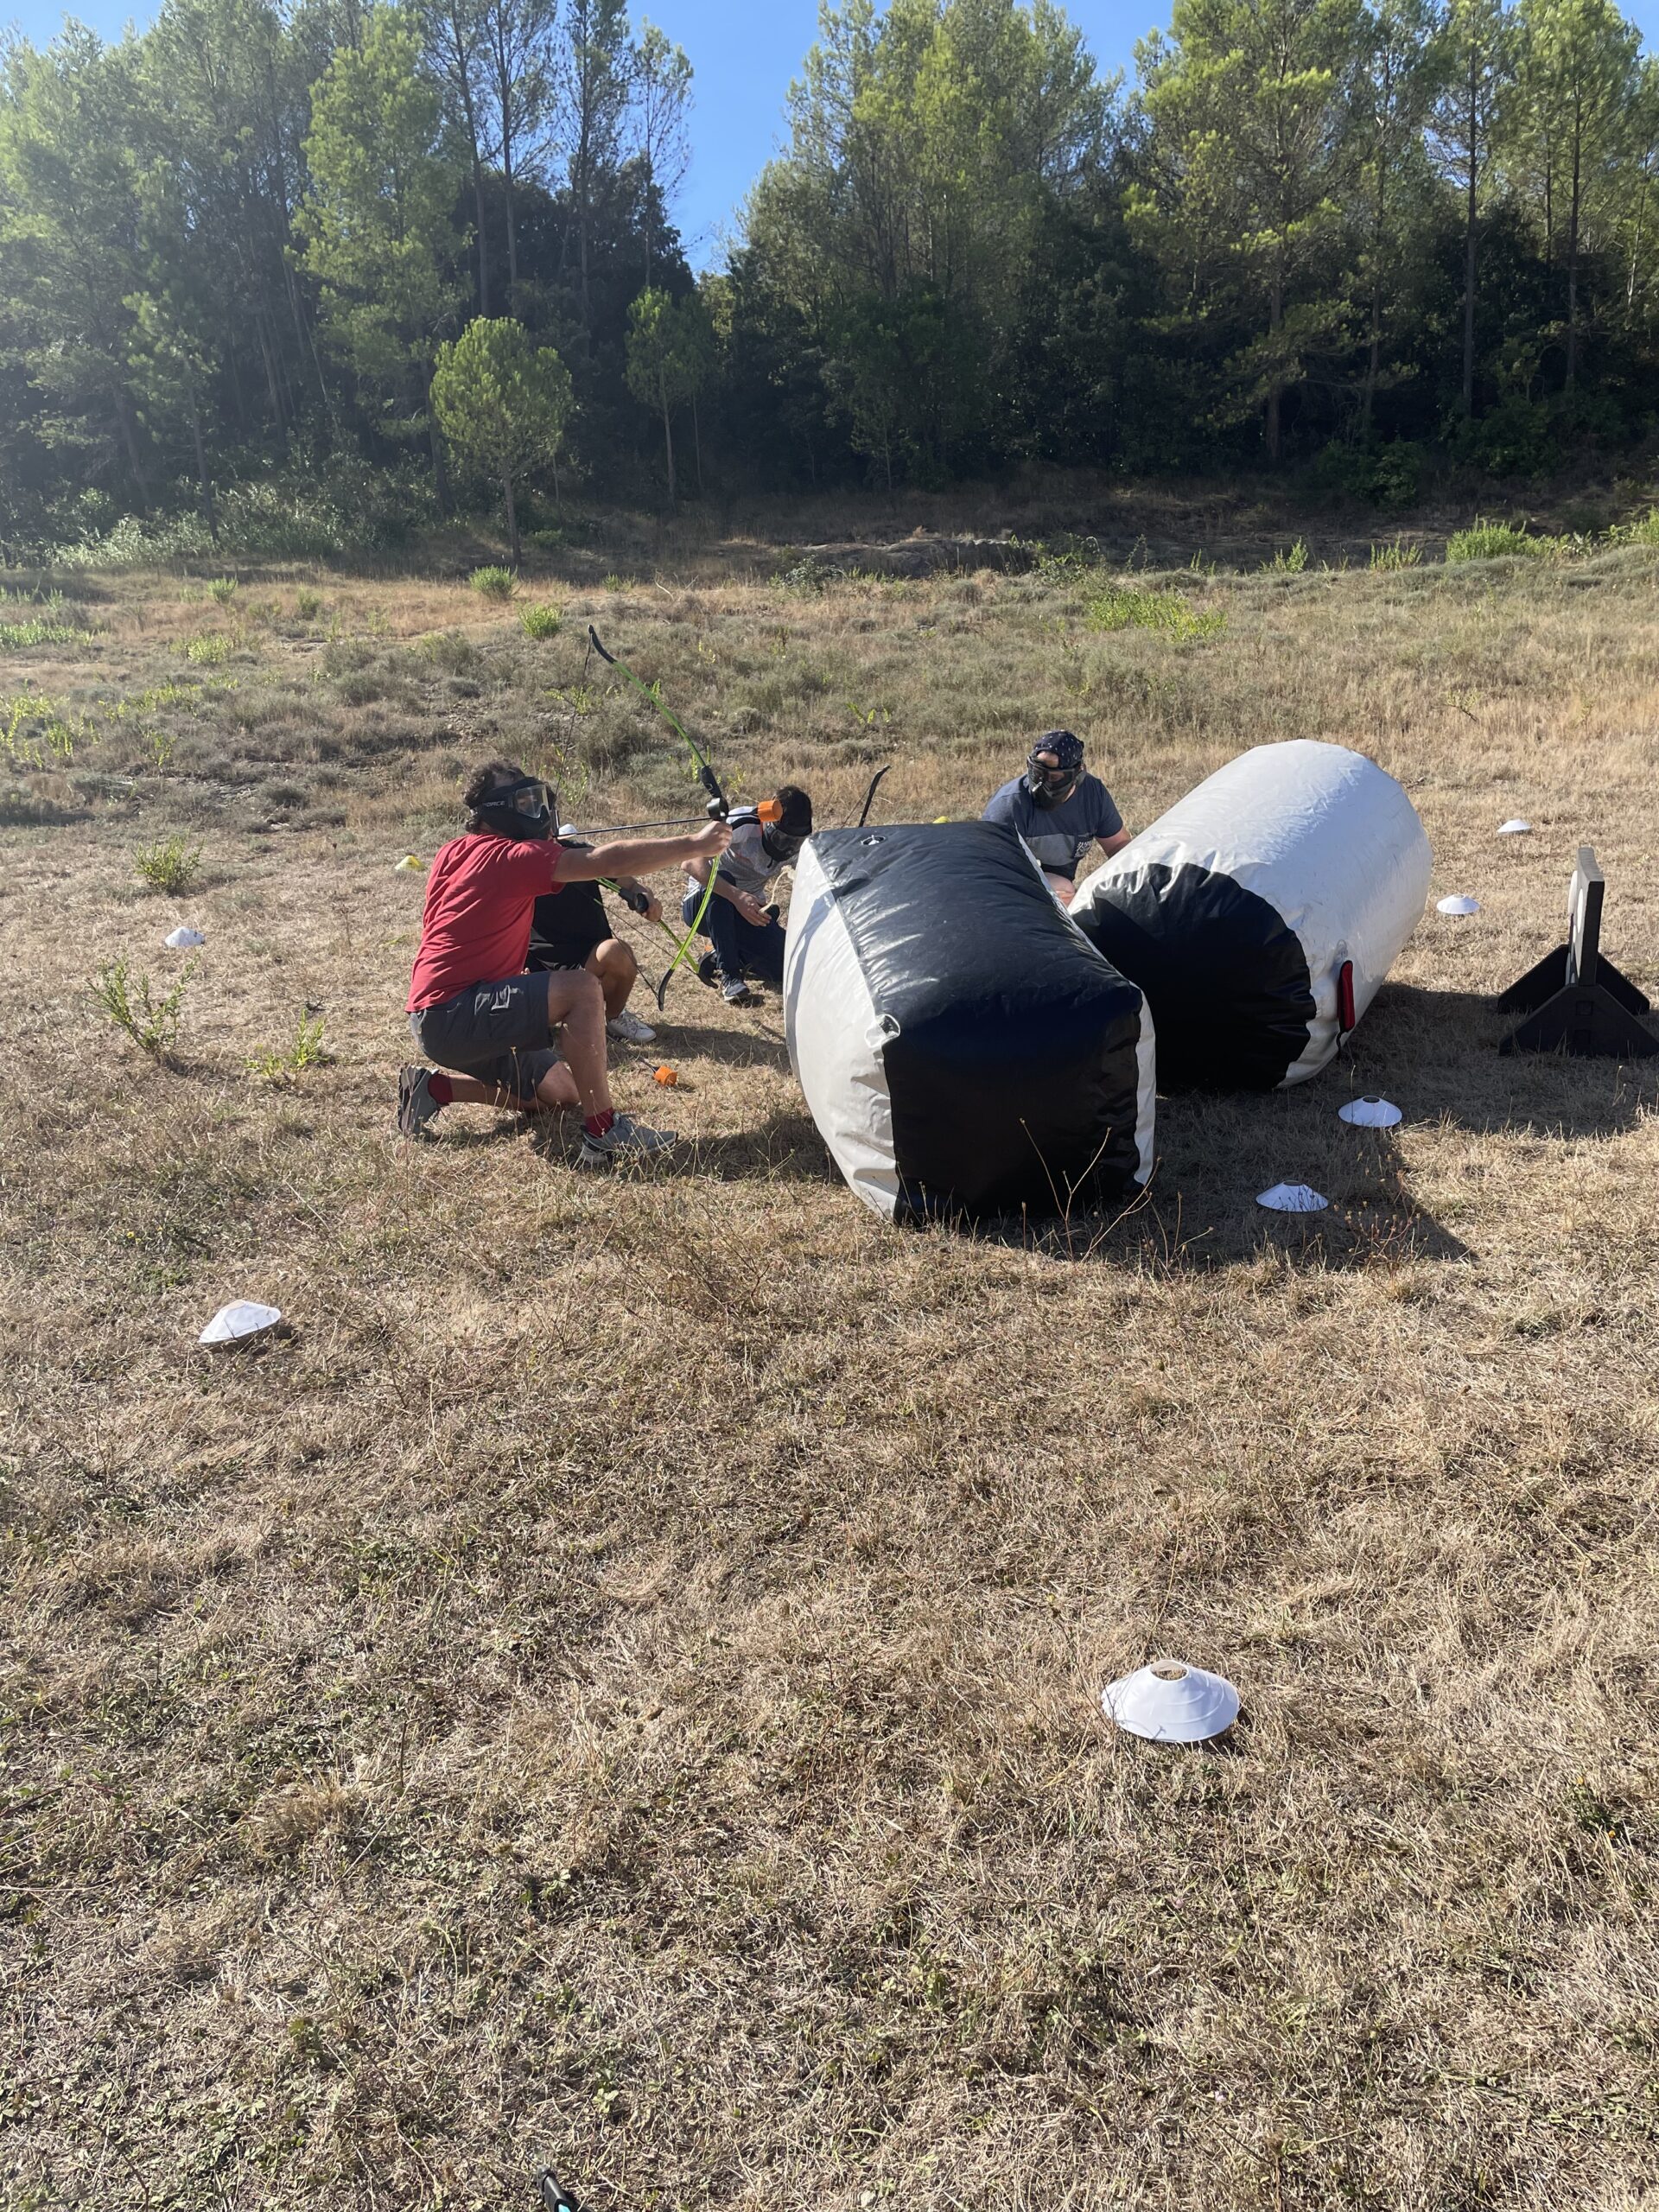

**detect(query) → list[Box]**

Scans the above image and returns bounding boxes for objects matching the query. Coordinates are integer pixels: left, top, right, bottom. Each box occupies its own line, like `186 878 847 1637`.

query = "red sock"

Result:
429 1073 454 1107
584 1109 615 1138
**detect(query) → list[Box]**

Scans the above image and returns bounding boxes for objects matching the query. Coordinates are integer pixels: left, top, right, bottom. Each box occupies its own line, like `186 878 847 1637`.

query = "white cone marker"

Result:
1257 1182 1328 1212
1338 1096 1402 1128
1498 819 1531 836
199 1300 283 1347
164 926 206 949
393 855 424 872
1437 894 1480 916
1103 1662 1241 1744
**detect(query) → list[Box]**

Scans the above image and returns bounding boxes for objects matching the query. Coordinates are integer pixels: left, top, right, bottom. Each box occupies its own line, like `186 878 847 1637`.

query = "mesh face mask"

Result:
1025 731 1085 810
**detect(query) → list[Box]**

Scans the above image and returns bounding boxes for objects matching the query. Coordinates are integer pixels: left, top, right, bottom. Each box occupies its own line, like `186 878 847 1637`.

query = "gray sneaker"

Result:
397 1065 443 1140
721 976 757 1007
575 1111 678 1170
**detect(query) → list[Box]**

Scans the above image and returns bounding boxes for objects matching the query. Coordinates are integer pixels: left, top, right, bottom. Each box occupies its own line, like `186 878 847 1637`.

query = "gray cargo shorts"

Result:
409 974 564 1097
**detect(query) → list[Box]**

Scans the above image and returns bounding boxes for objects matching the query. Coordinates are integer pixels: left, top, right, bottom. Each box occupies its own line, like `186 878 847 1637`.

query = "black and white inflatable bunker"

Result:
1068 739 1431 1090
785 820 1154 1224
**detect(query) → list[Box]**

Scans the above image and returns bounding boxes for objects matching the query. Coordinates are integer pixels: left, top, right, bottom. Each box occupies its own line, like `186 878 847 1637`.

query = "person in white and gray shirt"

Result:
683 784 813 1005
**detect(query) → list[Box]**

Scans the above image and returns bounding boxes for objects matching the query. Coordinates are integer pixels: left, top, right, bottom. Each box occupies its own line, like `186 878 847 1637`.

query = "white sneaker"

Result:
607 1007 657 1045
575 1112 678 1170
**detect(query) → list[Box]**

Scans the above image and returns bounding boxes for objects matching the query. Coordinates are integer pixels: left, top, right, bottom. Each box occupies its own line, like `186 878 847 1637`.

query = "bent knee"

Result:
545 965 605 1021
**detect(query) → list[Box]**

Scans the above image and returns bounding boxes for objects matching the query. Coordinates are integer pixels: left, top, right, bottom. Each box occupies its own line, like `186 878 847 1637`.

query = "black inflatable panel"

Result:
811 822 1148 1221
1074 860 1315 1091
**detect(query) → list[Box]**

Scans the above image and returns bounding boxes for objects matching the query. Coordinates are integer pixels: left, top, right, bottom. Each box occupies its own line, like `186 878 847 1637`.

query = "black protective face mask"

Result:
477 776 554 841
763 825 806 864
1027 767 1080 811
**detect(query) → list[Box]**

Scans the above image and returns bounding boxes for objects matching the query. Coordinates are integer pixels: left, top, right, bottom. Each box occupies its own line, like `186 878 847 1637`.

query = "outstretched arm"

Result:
560 822 729 883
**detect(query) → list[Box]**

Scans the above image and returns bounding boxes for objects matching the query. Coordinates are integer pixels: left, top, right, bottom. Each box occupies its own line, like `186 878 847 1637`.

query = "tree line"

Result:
2 0 1656 553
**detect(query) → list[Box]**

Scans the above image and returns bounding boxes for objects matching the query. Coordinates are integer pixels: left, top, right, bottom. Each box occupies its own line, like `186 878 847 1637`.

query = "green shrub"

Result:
1268 539 1310 574
519 603 563 639
1309 439 1425 510
1606 509 1659 547
206 576 238 604
1457 397 1556 478
92 954 196 1058
1446 519 1552 563
295 588 323 618
1027 533 1106 580
0 618 80 648
417 629 481 675
470 565 516 601
52 461 437 568
1370 539 1422 570
134 832 203 894
1086 586 1226 641
183 633 231 665
246 1008 333 1083
777 556 843 593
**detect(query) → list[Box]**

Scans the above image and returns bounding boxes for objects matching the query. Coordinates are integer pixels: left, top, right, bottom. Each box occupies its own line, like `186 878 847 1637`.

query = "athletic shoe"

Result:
696 950 719 988
607 1007 657 1045
722 977 757 1007
575 1112 678 1170
397 1065 443 1140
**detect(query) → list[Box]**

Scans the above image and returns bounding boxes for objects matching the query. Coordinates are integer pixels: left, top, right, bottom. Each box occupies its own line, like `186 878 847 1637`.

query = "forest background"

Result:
5 0 1659 563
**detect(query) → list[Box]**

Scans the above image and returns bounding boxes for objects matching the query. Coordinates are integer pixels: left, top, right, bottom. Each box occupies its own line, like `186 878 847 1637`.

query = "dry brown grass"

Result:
4 505 1659 2211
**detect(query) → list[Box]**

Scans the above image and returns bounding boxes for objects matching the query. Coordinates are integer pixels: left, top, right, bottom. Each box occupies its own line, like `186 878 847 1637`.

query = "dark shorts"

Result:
526 883 608 972
408 975 563 1096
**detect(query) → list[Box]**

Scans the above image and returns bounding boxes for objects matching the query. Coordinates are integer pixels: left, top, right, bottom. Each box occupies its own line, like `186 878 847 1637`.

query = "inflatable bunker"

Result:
1069 740 1431 1090
785 820 1154 1223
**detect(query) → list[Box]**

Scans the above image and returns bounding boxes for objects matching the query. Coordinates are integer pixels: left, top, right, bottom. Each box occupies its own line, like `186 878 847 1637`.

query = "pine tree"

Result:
431 316 573 558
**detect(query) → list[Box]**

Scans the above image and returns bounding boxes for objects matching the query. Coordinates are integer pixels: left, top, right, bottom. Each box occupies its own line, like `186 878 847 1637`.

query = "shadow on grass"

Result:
1014 979 1656 1270
409 982 1654 1262
438 1104 836 1185
641 1017 791 1069
1357 982 1659 1139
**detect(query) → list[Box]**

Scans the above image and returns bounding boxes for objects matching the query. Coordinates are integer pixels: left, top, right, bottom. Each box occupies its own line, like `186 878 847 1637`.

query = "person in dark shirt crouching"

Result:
525 838 663 1046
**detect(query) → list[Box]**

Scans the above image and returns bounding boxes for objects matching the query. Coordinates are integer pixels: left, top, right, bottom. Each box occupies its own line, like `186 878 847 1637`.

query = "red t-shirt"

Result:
406 833 569 1010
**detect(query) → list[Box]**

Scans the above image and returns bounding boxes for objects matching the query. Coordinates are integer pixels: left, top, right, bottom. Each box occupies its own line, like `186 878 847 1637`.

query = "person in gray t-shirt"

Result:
683 784 814 1006
982 730 1132 905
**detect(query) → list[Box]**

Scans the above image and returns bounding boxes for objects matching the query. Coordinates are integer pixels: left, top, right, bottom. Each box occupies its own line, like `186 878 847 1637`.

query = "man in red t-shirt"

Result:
400 758 729 1168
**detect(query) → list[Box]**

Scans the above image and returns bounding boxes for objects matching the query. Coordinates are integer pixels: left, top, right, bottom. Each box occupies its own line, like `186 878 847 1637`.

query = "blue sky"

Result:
6 0 1658 270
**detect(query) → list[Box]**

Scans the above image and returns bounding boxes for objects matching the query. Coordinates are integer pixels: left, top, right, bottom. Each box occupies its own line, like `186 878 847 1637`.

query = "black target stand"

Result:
1497 844 1657 1058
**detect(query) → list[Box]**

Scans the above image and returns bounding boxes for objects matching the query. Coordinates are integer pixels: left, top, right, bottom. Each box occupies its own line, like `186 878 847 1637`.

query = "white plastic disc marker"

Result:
1103 1662 1241 1745
1437 894 1480 916
164 926 206 949
1338 1096 1402 1128
1498 819 1532 836
1257 1182 1328 1212
199 1300 283 1347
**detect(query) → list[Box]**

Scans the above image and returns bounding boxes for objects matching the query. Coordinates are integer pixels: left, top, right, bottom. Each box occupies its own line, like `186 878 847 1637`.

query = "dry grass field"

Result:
4 497 1659 2212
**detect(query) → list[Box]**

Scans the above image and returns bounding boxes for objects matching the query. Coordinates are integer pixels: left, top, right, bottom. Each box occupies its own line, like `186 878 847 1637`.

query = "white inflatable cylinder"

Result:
785 821 1155 1223
1070 740 1431 1090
